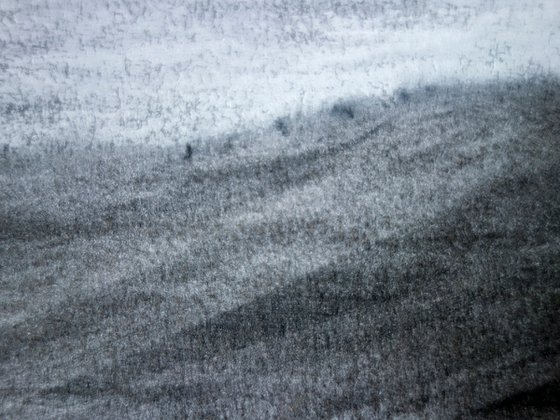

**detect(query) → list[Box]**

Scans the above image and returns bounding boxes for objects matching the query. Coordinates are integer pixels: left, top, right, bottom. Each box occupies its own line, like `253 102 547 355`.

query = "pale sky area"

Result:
1 0 559 146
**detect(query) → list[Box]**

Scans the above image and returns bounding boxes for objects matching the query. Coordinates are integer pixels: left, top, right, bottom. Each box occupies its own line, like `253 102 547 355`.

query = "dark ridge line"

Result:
0 120 394 243
2 78 558 243
87 160 560 395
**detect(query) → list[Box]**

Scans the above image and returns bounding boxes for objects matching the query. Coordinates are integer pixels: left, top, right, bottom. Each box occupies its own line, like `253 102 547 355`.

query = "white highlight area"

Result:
1 0 559 146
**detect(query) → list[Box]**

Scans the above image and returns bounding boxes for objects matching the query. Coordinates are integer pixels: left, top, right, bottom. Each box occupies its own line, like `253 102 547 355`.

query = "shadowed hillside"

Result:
1 79 559 418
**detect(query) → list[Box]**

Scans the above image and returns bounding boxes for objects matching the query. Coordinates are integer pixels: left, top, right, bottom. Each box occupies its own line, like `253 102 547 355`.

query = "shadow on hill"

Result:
37 154 560 416
477 379 560 418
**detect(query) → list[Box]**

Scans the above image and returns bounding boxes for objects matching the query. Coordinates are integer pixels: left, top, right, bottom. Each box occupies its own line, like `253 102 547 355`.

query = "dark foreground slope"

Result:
1 79 560 418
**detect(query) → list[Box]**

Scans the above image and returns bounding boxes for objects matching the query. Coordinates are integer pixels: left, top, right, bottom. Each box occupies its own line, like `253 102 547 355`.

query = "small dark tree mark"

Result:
396 88 410 103
331 102 355 119
184 143 193 160
274 117 290 137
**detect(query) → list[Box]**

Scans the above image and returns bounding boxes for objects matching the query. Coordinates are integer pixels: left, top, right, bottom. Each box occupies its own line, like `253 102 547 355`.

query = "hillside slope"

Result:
1 79 560 418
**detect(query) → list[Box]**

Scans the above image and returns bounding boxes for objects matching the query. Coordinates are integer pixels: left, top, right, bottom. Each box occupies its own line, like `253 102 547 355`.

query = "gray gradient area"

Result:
1 1 560 419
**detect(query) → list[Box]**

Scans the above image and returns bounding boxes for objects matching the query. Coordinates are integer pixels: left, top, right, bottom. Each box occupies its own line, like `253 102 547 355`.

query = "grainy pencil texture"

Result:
1 80 560 418
2 0 560 418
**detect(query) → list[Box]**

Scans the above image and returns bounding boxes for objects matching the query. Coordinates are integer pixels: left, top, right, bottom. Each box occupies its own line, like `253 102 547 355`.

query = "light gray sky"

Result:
1 0 559 146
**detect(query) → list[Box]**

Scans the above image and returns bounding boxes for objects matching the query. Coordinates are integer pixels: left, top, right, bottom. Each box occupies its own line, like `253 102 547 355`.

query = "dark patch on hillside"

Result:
477 380 560 418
